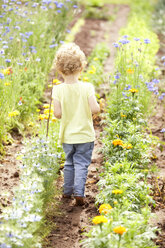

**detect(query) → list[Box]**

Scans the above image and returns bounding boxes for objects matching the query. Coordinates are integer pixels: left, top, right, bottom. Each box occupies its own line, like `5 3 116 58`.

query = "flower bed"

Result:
81 1 161 247
0 0 77 154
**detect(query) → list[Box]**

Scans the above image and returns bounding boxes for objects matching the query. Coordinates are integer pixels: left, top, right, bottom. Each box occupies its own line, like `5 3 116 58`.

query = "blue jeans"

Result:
62 142 94 197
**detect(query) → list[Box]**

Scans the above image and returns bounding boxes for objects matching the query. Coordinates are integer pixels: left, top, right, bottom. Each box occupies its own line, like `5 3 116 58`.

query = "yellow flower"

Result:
36 108 40 112
121 113 126 117
53 79 61 85
39 114 48 120
93 57 99 61
43 104 50 109
99 204 112 214
99 98 105 109
121 144 127 149
44 108 53 115
91 65 96 71
2 68 12 75
83 76 89 82
113 226 127 235
112 189 123 194
114 201 118 205
88 70 95 74
8 110 20 117
129 88 138 93
126 144 133 149
92 216 108 225
151 154 157 160
112 139 123 147
51 117 57 122
48 84 53 88
4 82 11 86
53 79 59 84
28 122 35 127
126 68 134 74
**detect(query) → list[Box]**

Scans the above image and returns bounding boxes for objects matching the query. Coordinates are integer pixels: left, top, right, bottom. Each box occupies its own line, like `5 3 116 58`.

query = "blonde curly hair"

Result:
54 42 86 76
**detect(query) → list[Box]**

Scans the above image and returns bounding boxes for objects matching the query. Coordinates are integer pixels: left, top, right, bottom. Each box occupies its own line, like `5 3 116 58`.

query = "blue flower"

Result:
60 40 64 44
124 85 131 90
0 50 5 54
36 58 41 62
73 5 78 8
0 73 4 79
57 2 64 8
5 59 11 63
144 38 150 44
160 128 165 133
123 35 129 38
158 95 164 100
152 79 160 84
161 56 165 61
49 44 58 48
114 73 120 79
0 244 12 248
66 29 71 33
122 92 129 99
119 39 130 45
113 43 119 47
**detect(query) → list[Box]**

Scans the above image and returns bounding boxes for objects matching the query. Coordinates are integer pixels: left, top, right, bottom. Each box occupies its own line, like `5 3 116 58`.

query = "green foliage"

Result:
80 42 110 87
152 0 165 38
83 6 114 20
82 209 157 248
0 120 63 247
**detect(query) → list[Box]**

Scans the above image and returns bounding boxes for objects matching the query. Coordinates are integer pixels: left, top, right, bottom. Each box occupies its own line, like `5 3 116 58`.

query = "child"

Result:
52 43 100 206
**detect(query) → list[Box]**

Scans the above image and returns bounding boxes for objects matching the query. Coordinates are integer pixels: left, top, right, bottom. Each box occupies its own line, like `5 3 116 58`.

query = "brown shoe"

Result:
75 196 84 206
62 194 72 199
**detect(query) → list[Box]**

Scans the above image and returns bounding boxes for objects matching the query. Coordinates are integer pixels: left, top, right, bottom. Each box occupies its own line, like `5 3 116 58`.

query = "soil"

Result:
0 131 23 212
149 70 165 247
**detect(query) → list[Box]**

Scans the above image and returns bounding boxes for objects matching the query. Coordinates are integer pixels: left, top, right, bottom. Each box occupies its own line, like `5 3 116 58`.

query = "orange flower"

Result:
99 204 112 214
112 139 123 147
113 226 127 235
126 68 134 74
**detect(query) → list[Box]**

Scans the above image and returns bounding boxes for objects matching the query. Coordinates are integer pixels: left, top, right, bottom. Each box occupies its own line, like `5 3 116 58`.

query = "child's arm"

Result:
88 95 100 114
53 99 62 119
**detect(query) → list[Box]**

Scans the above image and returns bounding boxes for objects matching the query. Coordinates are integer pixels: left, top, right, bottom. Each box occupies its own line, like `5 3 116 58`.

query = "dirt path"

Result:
0 132 23 211
149 98 165 248
44 5 130 248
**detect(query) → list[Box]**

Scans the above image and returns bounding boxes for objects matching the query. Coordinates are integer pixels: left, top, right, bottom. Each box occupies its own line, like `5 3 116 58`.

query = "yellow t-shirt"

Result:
52 81 95 145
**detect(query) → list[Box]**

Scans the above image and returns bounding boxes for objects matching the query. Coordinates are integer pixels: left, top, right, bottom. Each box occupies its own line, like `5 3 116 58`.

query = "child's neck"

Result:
63 73 80 84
